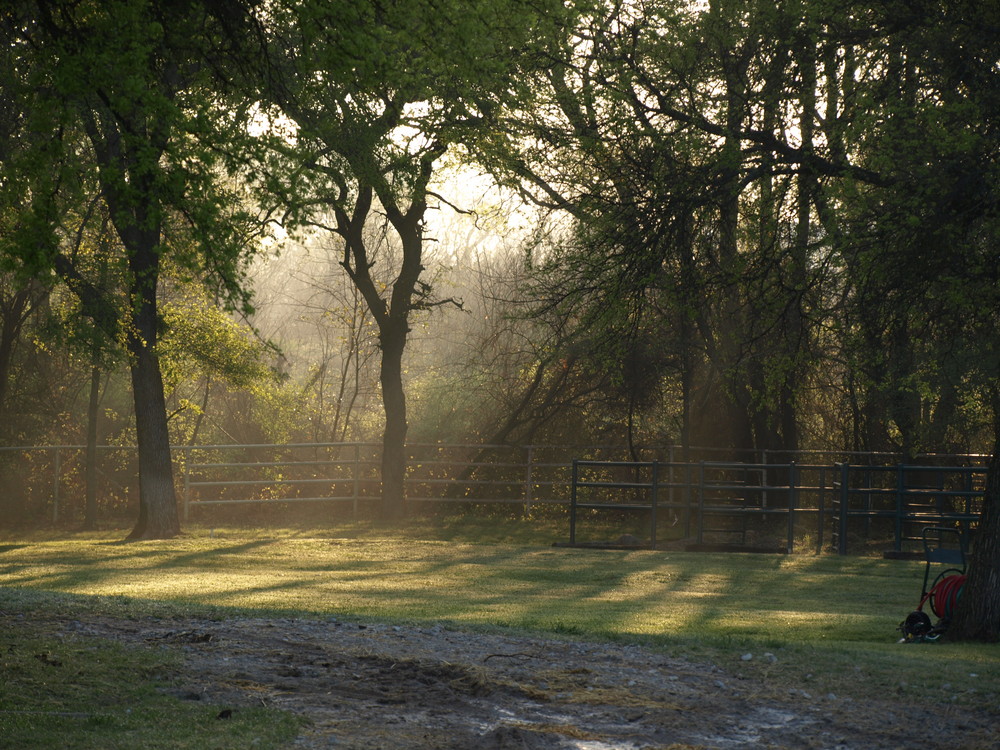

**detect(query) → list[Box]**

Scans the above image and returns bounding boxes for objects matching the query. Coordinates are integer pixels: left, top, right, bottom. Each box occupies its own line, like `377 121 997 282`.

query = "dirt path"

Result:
51 615 999 749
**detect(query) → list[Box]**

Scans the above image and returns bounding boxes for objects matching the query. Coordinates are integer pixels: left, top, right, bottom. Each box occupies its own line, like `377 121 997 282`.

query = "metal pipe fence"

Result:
0 442 580 523
569 459 986 554
0 444 989 556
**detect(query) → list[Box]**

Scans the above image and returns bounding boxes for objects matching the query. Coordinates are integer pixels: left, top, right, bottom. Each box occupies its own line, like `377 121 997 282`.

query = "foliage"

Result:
159 287 276 394
0 0 280 537
240 0 573 516
465 0 1000 459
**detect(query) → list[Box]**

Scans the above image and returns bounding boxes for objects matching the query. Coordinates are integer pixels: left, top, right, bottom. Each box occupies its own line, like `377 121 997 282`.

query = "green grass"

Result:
1 520 998 743
0 526 938 645
0 615 302 749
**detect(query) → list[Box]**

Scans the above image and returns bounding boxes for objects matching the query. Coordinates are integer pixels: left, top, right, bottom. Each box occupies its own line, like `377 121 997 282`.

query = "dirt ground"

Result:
40 614 1000 749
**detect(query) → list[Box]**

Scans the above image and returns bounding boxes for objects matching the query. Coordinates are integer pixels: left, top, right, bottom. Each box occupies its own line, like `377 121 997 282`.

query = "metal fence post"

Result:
895 463 906 552
786 461 797 553
817 466 826 554
650 461 659 550
762 449 769 508
52 446 60 523
838 462 850 555
182 446 190 522
569 460 579 545
352 443 360 518
683 460 693 538
667 445 675 522
524 446 534 515
696 461 706 545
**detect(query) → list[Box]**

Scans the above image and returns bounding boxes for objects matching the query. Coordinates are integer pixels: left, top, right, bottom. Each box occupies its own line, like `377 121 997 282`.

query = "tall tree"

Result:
254 0 566 517
4 1 265 538
0 5 58 443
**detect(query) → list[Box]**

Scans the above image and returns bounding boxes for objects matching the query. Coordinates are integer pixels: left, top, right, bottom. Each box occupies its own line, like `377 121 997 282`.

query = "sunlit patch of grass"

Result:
0 534 945 641
1 525 997 714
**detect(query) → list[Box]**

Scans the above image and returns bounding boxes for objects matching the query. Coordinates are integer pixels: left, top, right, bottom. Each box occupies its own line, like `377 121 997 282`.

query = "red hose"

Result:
923 574 966 619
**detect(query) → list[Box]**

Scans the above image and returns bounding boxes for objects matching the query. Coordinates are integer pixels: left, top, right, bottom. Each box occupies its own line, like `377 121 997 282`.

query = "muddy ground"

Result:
36 615 1000 748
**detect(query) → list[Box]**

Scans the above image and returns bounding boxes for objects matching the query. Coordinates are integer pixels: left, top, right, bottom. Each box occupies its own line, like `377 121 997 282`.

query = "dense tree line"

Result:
1 1 998 636
476 0 1000 463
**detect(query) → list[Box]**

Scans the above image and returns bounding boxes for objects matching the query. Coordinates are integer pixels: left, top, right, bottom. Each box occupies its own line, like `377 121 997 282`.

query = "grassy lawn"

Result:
0 629 301 749
1 518 998 746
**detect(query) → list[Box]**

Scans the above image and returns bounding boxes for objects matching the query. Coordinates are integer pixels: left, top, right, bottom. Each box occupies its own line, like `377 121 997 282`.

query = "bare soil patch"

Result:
33 614 1000 748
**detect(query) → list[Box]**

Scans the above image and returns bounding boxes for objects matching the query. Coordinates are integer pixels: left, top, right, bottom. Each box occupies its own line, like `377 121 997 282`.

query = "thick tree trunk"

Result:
124 242 180 541
126 337 181 539
334 184 414 522
947 429 1000 641
378 319 408 520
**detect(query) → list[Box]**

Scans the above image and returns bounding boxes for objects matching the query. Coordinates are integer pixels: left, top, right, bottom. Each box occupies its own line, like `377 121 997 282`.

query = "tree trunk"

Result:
124 242 180 540
947 427 1000 641
333 183 416 522
372 154 440 519
378 319 409 520
126 337 181 539
188 377 211 446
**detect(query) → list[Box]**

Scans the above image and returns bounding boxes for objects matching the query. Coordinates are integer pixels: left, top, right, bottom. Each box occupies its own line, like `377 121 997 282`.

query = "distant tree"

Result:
476 0 825 455
278 239 381 444
253 0 568 517
0 276 47 441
